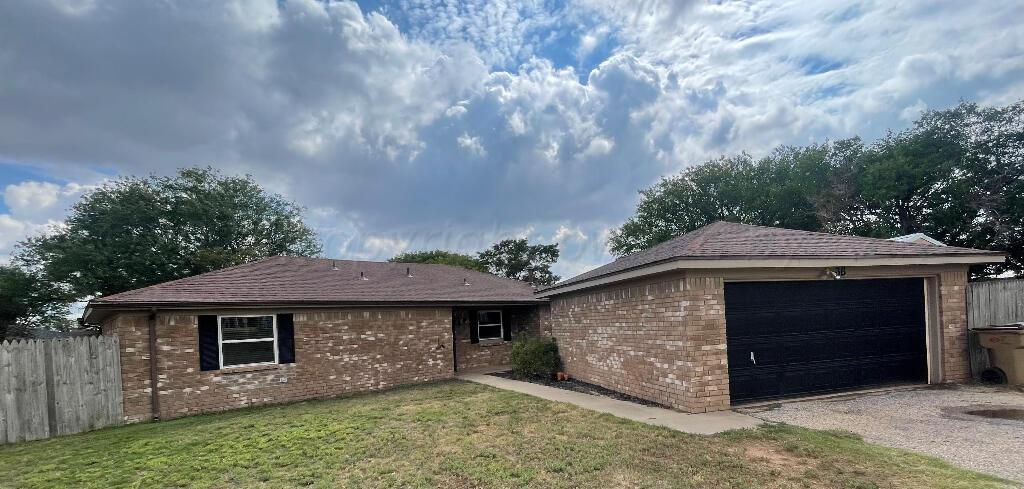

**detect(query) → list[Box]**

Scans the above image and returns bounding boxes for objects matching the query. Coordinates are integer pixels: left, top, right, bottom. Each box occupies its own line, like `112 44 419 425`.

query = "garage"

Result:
538 221 1003 413
725 278 929 403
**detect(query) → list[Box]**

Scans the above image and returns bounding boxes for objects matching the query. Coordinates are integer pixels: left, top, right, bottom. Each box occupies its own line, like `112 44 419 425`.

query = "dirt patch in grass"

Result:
0 381 1012 489
741 442 811 470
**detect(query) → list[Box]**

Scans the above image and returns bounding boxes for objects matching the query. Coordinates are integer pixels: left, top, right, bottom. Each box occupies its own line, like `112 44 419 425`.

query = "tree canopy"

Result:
16 167 323 301
391 238 562 286
608 100 1023 278
478 239 560 286
388 250 487 272
608 142 847 255
0 265 72 340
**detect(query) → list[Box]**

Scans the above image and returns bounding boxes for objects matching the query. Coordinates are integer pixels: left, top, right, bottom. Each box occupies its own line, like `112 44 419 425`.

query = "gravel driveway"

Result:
740 385 1024 482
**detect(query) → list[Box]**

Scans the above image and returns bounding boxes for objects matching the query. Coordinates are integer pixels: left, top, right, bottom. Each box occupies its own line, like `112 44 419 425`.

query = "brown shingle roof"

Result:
544 221 1002 292
89 256 542 307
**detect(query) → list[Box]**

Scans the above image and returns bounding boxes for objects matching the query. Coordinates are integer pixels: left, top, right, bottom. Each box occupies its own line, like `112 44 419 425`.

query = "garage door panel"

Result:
728 354 927 401
725 278 927 403
727 305 923 337
727 326 926 367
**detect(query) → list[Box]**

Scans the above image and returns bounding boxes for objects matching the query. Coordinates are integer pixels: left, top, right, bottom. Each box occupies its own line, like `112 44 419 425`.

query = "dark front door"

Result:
725 278 928 403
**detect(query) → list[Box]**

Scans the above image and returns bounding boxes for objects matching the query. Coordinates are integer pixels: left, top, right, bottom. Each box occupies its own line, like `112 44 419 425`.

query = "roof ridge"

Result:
613 221 724 262
718 221 982 251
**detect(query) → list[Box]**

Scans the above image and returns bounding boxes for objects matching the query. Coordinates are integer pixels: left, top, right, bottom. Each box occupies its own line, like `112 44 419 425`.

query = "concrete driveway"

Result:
739 384 1024 482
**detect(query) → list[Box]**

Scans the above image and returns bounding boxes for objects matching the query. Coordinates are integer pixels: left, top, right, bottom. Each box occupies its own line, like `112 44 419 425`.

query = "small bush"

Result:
510 336 561 380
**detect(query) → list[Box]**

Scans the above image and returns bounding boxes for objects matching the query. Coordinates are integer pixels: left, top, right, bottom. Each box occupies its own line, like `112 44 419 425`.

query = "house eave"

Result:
535 253 1005 298
83 298 548 323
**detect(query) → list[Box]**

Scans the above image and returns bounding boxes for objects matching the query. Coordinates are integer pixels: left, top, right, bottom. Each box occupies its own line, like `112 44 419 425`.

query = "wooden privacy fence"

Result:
968 279 1024 328
0 336 124 444
967 279 1024 377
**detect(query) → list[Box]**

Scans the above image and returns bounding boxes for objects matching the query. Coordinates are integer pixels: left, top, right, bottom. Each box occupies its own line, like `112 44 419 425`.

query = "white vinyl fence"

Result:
0 336 123 444
967 279 1024 378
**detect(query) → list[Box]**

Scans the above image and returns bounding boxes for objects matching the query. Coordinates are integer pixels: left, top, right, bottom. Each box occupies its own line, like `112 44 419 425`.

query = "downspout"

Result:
148 308 161 421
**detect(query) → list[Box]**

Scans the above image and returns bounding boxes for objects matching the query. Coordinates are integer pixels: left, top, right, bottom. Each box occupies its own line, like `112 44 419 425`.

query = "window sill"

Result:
217 363 283 374
477 339 507 347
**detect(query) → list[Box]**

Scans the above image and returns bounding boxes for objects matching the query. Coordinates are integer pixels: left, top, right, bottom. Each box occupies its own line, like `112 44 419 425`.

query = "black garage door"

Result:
725 278 927 403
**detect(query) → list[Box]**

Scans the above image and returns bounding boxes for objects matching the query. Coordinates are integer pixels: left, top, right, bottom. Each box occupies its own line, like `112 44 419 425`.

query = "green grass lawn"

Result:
0 381 1009 488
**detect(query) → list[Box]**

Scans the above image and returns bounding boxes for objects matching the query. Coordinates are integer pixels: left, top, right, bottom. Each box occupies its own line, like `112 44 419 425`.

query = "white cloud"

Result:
386 0 561 68
0 0 1022 280
456 132 487 158
0 215 28 260
552 225 587 243
0 179 93 259
4 181 62 215
899 99 928 122
357 236 410 259
0 214 66 261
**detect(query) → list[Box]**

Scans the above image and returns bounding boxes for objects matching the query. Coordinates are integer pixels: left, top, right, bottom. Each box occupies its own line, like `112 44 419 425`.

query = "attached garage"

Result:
539 221 1004 413
724 278 928 403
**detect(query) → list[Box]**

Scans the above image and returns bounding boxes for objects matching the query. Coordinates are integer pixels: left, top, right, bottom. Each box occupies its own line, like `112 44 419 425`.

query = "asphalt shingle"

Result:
90 256 541 307
545 221 1001 291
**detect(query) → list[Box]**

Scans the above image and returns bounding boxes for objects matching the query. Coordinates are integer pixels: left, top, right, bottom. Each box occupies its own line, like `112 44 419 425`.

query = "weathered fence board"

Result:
967 279 1024 378
0 336 123 444
968 279 1024 328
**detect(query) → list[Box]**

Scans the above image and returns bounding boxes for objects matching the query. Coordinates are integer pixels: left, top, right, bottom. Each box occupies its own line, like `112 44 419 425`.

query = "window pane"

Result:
221 316 274 341
478 324 502 340
478 311 501 326
222 341 275 366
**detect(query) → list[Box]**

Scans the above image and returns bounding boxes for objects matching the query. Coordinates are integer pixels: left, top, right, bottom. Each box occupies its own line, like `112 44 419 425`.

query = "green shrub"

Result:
510 336 561 380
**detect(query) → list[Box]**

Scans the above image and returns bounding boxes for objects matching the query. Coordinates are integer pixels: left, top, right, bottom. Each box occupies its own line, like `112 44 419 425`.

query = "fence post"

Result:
43 340 57 438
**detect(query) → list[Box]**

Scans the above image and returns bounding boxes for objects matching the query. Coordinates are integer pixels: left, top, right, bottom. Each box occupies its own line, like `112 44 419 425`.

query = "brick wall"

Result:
939 270 970 382
547 273 728 413
547 267 975 414
453 306 547 371
103 307 454 422
678 277 730 412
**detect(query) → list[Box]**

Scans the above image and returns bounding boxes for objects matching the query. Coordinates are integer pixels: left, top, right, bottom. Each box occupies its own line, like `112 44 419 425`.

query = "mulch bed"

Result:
488 370 669 408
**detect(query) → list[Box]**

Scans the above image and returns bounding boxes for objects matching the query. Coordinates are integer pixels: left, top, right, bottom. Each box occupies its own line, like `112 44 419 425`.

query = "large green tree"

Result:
388 250 487 272
608 100 1023 277
478 239 560 286
836 101 1024 275
608 141 855 255
0 265 72 340
16 167 323 300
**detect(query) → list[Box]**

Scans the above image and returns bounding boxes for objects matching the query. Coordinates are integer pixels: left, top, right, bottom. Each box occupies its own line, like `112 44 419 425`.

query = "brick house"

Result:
86 222 1002 422
86 258 548 422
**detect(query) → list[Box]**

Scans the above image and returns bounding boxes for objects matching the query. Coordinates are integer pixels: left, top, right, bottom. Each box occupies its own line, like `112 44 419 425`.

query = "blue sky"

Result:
1 0 1023 278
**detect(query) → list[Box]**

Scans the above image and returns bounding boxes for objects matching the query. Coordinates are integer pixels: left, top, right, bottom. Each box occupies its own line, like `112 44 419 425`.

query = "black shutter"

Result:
277 313 295 364
197 315 220 371
469 311 479 344
502 309 512 342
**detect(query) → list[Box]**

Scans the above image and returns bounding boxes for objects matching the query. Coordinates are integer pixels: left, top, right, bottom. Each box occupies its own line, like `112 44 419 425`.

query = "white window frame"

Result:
218 314 278 369
477 310 504 341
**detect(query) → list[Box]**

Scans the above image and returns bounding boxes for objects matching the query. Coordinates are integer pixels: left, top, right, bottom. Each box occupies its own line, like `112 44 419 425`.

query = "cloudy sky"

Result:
1 0 1023 278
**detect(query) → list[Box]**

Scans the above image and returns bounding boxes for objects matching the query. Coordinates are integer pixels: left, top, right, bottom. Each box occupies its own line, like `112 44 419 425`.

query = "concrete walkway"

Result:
459 373 762 435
